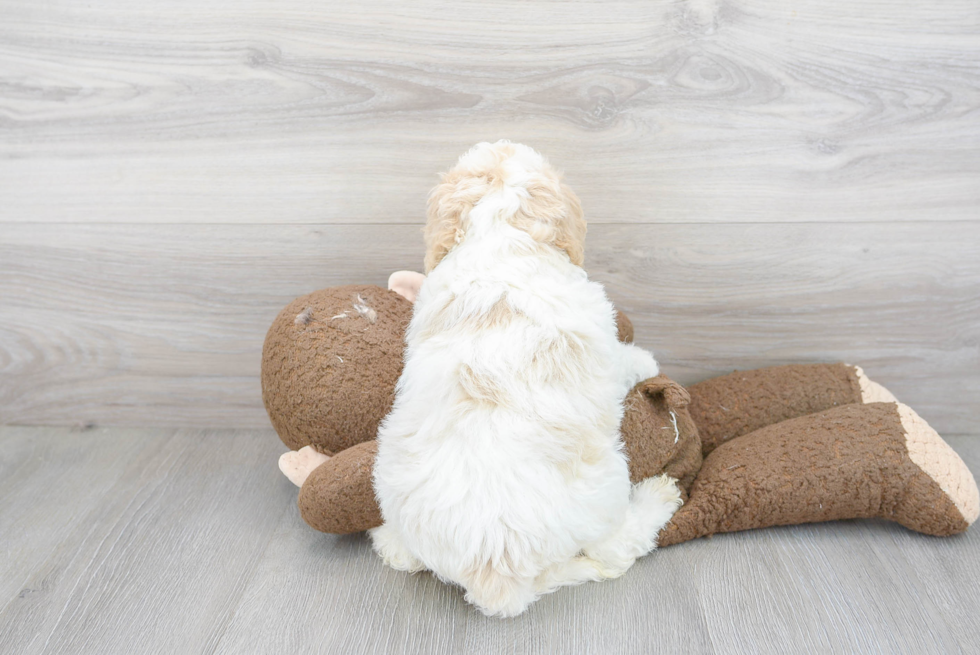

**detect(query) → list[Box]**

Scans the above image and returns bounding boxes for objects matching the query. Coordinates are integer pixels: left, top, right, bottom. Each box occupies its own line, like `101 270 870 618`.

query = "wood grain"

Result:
2 221 978 432
0 427 151 613
1 0 978 224
0 426 977 654
0 427 291 654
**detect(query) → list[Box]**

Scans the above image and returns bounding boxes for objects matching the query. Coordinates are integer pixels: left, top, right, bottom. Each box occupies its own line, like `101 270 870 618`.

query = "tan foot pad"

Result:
279 445 331 488
899 403 979 526
853 366 899 404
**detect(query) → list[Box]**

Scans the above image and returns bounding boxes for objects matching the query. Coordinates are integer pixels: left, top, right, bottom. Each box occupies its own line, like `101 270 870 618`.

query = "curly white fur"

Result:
371 141 681 617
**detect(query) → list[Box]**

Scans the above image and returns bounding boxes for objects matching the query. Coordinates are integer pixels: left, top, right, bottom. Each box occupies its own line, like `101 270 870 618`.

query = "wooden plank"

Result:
1 1 978 224
686 521 975 653
0 427 977 653
0 222 425 428
0 426 290 654
210 509 714 655
215 434 980 655
2 221 977 432
0 427 152 607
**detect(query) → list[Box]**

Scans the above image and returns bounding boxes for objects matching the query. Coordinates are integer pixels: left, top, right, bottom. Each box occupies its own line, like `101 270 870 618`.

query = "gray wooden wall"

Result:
2 0 978 434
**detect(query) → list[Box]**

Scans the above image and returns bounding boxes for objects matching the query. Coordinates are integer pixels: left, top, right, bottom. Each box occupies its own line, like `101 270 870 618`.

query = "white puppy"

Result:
371 141 681 617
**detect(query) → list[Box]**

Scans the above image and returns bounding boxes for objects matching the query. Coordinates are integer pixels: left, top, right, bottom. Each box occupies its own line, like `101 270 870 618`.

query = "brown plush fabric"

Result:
658 402 970 547
261 285 412 454
299 440 382 534
621 377 701 498
688 363 863 457
615 310 634 344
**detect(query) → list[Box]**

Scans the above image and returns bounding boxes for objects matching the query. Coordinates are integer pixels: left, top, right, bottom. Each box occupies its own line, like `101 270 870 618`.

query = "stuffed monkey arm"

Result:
688 363 896 457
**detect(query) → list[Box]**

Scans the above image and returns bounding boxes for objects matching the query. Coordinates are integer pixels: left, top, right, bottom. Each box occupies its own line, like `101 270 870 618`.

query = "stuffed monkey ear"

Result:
622 376 702 495
387 271 426 303
642 376 692 411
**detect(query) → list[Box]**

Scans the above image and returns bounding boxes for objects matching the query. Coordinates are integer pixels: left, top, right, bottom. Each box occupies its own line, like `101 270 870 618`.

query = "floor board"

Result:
0 427 290 654
0 426 977 654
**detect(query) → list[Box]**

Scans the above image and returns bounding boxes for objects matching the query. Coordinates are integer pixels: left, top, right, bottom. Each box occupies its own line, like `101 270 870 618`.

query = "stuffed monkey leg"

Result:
657 402 979 547
297 441 382 534
688 363 896 456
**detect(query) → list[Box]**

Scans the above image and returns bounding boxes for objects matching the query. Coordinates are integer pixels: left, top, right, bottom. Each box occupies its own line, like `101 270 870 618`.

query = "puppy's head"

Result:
423 141 585 273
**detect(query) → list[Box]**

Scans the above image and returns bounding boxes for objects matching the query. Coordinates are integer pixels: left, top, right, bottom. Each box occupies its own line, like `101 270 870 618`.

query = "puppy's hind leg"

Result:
460 564 539 618
582 474 683 578
533 556 605 597
369 523 425 573
534 475 682 598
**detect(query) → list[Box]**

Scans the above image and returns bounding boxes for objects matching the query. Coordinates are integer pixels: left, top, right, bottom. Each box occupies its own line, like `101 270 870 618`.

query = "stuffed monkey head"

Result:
261 285 413 455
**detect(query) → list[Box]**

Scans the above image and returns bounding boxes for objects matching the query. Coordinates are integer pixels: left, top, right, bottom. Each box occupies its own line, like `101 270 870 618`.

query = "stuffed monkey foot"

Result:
279 446 331 487
658 402 979 547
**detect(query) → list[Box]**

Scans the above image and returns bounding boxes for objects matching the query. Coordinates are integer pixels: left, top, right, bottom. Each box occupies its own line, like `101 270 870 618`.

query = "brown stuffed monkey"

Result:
263 273 978 545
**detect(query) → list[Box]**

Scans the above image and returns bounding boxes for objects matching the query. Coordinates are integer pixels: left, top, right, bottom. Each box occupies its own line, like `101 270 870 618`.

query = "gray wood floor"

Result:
1 425 978 654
